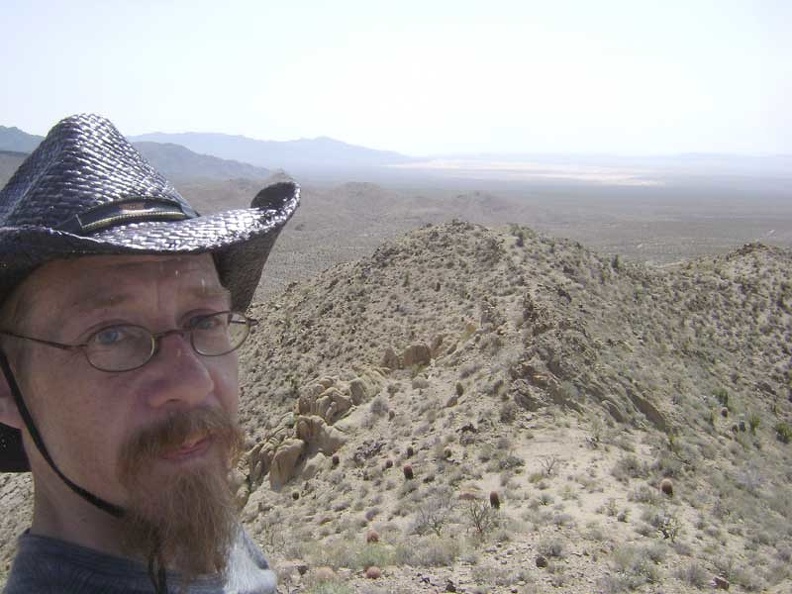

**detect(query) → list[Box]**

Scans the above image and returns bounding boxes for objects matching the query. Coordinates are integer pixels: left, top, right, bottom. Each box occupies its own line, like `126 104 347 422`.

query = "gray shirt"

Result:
3 529 277 593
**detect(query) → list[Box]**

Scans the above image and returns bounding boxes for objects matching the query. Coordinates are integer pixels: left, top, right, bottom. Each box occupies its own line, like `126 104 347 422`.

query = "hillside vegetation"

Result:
233 221 792 593
1 221 790 593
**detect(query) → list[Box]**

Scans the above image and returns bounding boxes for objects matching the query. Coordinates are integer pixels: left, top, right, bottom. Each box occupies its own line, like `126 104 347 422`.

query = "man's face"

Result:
8 253 244 574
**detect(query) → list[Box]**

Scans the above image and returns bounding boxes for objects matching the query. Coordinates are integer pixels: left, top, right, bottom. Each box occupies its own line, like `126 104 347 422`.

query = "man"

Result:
0 114 299 593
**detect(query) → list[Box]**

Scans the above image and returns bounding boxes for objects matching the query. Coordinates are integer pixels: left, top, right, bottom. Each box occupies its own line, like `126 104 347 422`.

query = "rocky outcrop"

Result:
269 438 305 490
297 384 353 424
246 370 383 490
295 415 346 456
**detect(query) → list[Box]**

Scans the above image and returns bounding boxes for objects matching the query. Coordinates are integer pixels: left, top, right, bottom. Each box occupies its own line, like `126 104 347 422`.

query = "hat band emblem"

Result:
57 199 197 236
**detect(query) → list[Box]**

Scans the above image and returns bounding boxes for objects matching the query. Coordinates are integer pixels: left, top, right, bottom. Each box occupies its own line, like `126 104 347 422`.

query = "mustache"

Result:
118 407 243 480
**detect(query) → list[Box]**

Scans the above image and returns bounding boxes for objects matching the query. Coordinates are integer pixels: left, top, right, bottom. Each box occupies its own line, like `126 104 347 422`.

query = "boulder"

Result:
269 438 305 490
297 386 352 424
349 377 372 404
402 343 431 367
248 440 276 487
713 575 730 590
295 415 347 455
302 452 328 480
430 334 445 357
382 346 401 370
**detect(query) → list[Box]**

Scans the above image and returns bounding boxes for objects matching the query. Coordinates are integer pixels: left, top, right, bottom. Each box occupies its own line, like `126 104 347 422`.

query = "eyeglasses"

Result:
0 311 257 372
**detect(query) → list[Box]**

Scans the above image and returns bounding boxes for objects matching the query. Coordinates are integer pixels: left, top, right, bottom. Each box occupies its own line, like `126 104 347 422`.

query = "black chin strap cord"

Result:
0 351 125 518
147 540 169 594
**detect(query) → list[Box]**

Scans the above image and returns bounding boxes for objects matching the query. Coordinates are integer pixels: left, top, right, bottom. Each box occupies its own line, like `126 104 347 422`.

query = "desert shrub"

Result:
612 455 649 482
412 495 453 536
776 543 792 563
499 401 518 423
494 452 524 471
305 581 354 594
599 498 620 517
732 563 767 592
560 484 579 501
764 559 791 587
775 422 792 444
369 395 389 416
675 561 709 588
645 541 668 564
641 507 681 541
467 500 499 539
394 535 461 567
713 387 729 408
598 574 638 593
512 226 526 247
609 544 661 589
629 484 661 504
651 452 684 478
308 539 355 568
472 564 534 587
552 512 575 527
541 454 562 477
355 543 395 570
634 522 654 538
537 536 565 558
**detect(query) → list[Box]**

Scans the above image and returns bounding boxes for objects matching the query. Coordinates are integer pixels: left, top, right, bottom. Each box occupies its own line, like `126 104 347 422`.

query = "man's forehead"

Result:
78 254 218 276
30 254 228 307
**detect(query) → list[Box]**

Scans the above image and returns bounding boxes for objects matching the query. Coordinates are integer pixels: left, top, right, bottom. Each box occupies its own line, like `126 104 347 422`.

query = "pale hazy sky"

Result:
2 0 790 156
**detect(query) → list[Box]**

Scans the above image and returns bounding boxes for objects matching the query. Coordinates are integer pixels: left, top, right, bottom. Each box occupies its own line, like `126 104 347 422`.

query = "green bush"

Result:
713 387 729 408
748 413 761 434
775 422 792 444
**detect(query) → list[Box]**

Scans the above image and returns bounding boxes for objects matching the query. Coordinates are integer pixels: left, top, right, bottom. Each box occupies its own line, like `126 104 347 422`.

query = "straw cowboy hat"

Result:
0 113 299 472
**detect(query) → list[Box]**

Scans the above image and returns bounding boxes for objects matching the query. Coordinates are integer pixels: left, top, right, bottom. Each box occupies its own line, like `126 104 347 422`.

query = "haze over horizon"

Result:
3 0 790 157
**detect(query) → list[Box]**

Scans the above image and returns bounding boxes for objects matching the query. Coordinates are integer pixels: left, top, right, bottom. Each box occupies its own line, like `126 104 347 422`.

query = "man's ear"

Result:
0 359 23 430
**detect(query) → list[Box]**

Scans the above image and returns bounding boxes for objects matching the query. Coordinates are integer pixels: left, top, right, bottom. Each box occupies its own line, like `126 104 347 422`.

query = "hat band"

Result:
57 199 197 236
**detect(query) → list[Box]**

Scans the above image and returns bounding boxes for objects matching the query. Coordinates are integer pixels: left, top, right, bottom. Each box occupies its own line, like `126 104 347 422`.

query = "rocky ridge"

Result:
233 221 792 593
1 221 791 593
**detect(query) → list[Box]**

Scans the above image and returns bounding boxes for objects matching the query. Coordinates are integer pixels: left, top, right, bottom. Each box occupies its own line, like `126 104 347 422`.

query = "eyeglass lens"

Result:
84 312 250 371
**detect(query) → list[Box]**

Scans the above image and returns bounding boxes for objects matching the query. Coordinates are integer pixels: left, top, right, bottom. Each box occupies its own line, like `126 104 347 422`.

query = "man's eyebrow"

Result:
193 284 232 305
72 285 232 313
72 292 132 313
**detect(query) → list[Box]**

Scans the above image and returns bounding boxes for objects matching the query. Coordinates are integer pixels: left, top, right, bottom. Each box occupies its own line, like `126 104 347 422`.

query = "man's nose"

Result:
143 332 215 410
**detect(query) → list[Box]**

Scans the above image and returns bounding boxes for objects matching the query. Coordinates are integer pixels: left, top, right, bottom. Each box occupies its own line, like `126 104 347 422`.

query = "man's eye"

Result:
192 315 225 331
92 327 127 346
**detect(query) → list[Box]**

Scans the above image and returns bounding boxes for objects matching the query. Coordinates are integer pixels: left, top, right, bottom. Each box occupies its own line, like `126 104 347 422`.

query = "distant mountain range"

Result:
0 125 416 181
133 142 271 180
130 132 416 173
0 127 41 153
3 123 790 187
0 126 272 181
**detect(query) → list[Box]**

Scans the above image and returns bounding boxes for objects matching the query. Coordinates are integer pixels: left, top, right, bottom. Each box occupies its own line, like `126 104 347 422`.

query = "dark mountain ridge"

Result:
0 130 272 183
133 141 271 181
130 131 416 173
0 127 42 153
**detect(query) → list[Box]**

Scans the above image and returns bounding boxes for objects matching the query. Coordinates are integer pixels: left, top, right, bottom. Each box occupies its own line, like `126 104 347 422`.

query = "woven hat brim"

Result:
0 185 299 311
